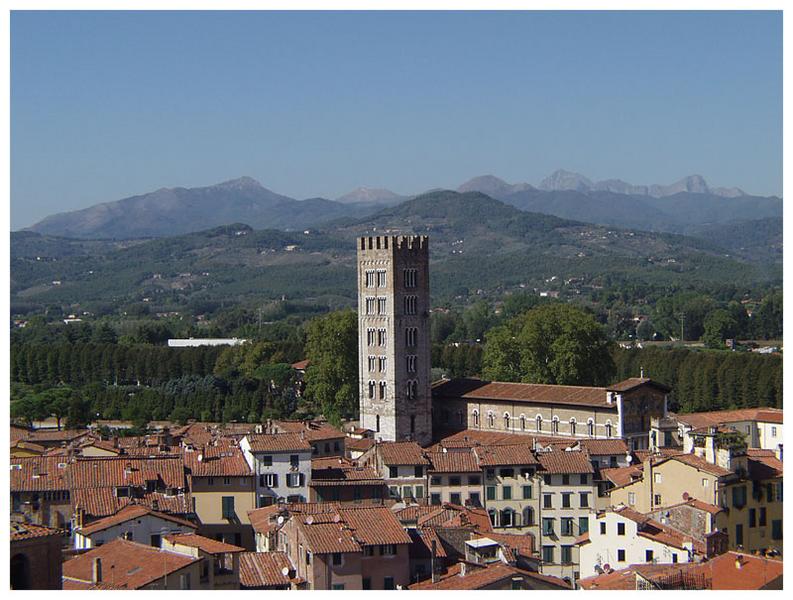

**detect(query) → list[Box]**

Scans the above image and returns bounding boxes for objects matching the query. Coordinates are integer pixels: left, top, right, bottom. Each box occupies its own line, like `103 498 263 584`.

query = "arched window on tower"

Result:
376 415 380 433
605 421 613 438
487 412 495 429
379 381 387 399
552 418 559 435
368 381 375 399
536 415 543 432
570 418 576 436
472 410 480 427
587 419 595 437
504 413 511 430
520 415 526 431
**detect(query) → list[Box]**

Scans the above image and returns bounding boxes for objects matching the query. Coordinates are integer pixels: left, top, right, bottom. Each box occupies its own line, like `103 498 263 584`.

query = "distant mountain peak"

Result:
538 169 594 192
335 187 402 204
214 176 264 190
457 174 535 197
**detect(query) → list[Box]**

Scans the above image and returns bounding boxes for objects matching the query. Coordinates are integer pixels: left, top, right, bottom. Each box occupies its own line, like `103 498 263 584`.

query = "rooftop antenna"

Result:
640 366 645 379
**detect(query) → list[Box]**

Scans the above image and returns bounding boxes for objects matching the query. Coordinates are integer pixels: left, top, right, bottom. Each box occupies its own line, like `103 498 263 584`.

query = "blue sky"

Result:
11 10 782 229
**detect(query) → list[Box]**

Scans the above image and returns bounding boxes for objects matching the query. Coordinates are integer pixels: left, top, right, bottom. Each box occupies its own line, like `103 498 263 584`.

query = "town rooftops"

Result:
239 551 293 589
10 456 71 492
248 505 283 535
69 455 186 489
271 420 345 442
408 561 570 590
416 503 493 532
378 441 430 465
743 452 784 480
244 432 312 453
72 487 192 519
62 538 199 590
77 504 197 536
433 378 613 408
19 428 90 444
663 453 733 478
10 521 63 542
536 449 595 474
163 532 245 554
600 465 643 488
337 506 413 546
473 444 540 467
607 377 671 393
610 506 704 554
10 440 47 454
676 407 783 429
183 441 252 477
310 457 383 486
427 450 481 473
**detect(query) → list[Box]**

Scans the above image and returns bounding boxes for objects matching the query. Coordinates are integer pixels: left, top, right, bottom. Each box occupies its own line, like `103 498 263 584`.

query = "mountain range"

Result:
11 190 780 315
23 170 780 240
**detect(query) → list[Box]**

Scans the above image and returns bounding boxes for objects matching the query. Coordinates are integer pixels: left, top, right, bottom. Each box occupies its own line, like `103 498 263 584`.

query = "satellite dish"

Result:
626 455 632 464
305 516 314 525
281 567 290 577
682 492 690 500
603 564 611 572
277 516 284 525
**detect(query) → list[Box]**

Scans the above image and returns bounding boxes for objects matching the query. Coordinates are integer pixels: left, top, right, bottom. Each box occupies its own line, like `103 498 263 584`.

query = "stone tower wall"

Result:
357 235 432 445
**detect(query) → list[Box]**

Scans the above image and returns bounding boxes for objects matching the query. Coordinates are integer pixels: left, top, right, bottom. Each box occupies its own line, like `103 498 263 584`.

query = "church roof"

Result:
432 378 613 409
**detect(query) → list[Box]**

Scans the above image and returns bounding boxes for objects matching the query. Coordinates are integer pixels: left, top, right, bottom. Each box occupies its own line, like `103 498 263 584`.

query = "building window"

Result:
405 327 417 346
600 522 606 534
415 485 424 499
486 486 496 501
430 493 441 505
404 269 417 288
672 553 678 563
570 419 576 436
580 474 588 485
562 474 570 485
561 517 574 536
488 412 495 428
503 486 512 500
384 576 395 590
732 485 747 508
377 269 387 287
221 496 235 519
522 485 532 500
378 297 387 315
366 271 376 287
579 492 589 508
500 508 514 527
332 584 345 590
605 422 613 438
378 328 387 346
332 553 343 566
735 523 744 546
617 549 626 562
379 382 387 399
457 411 465 426
406 355 417 373
654 472 662 484
562 493 572 508
552 419 559 434
403 295 417 315
587 420 594 437
472 410 480 427
628 492 636 505
368 381 375 399
536 416 543 432
654 494 662 506
367 328 376 345
180 573 191 590
520 415 526 430
468 475 481 485
617 522 625 536
759 507 767 527
771 426 777 436
579 516 589 534
772 519 782 540
543 493 553 509
375 414 380 432
378 356 387 372
561 545 573 565
542 546 555 564
469 492 481 507
523 507 535 526
504 413 511 430
450 492 462 505
749 508 756 528
542 517 554 535
366 297 376 315
381 544 397 556
368 356 376 371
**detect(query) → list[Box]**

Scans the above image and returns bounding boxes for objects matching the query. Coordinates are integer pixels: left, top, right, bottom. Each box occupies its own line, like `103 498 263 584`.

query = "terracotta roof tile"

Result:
239 551 293 588
600 465 643 487
346 438 374 453
70 455 187 490
77 504 197 536
272 421 345 442
473 444 539 467
10 456 71 492
63 538 198 590
296 518 361 554
244 433 312 453
691 551 783 589
21 428 90 443
73 489 192 518
433 378 612 408
537 450 595 474
10 440 47 453
416 504 493 532
409 526 448 559
310 458 383 486
164 532 244 554
576 438 630 455
666 454 732 477
337 506 412 546
248 505 283 534
10 521 63 541
378 441 430 465
183 443 252 477
427 450 481 473
677 408 783 428
409 562 570 590
607 377 670 393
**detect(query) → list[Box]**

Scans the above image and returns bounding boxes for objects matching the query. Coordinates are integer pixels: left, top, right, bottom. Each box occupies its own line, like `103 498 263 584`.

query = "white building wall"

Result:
240 437 311 506
75 515 194 549
579 511 695 578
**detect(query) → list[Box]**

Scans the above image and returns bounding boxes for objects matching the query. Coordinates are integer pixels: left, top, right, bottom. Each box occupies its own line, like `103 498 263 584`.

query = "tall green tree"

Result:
482 304 615 385
303 310 358 425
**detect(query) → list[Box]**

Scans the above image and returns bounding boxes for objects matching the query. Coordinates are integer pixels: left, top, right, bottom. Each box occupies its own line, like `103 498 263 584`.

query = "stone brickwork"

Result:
357 236 432 445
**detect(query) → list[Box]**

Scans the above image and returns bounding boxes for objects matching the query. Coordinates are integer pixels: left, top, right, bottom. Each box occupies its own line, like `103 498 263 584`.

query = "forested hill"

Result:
11 191 780 315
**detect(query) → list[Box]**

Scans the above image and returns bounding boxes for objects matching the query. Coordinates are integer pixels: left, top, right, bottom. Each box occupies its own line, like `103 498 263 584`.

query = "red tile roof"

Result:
310 458 383 486
63 538 199 589
665 454 732 477
409 561 570 590
291 359 310 370
378 441 430 465
10 440 47 453
576 438 630 455
21 428 90 443
73 488 192 518
295 517 361 554
183 442 252 477
244 433 312 453
691 551 783 589
416 504 493 532
248 505 283 534
164 532 244 554
433 378 613 409
346 438 374 453
70 456 187 490
10 456 71 492
677 408 783 428
10 521 63 541
600 465 643 487
239 551 293 588
77 504 197 536
473 444 539 467
409 526 448 559
537 450 595 474
427 450 481 473
471 532 535 560
338 506 412 546
272 421 346 442
607 377 670 393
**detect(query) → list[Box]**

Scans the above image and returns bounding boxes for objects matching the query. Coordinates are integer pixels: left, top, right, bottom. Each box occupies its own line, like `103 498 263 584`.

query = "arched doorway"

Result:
10 553 31 589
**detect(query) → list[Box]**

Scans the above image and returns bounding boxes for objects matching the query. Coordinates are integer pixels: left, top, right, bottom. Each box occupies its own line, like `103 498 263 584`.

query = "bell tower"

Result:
357 235 432 445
